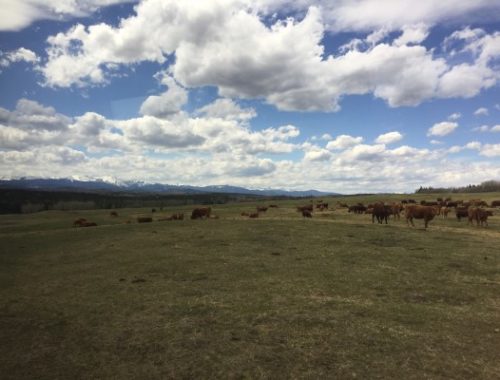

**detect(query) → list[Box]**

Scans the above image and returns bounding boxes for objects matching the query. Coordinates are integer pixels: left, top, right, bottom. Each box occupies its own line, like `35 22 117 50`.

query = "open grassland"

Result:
1 193 500 379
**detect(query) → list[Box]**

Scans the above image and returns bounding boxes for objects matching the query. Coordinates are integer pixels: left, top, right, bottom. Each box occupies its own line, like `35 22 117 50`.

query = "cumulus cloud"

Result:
427 121 458 137
35 1 500 111
196 98 256 121
326 135 363 150
0 0 137 31
374 131 403 144
480 144 500 157
0 47 39 68
139 74 188 118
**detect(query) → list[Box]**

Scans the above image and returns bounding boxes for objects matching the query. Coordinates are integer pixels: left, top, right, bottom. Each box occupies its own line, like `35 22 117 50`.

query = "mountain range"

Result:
0 178 338 197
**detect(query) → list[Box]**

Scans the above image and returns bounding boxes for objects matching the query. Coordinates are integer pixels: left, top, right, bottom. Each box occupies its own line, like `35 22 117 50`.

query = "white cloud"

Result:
474 107 489 116
0 0 137 31
0 47 39 68
465 141 482 150
374 131 403 144
472 125 490 132
326 135 363 150
139 74 188 118
320 133 332 141
480 144 500 157
430 140 443 145
393 23 429 46
196 98 256 122
427 121 458 137
491 125 500 132
448 112 461 120
36 1 500 111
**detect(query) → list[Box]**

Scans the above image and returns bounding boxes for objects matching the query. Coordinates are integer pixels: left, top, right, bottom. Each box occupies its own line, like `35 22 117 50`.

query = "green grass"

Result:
1 194 500 379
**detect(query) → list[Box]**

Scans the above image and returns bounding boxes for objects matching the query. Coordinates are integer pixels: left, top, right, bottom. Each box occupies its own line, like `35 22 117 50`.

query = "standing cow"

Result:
405 205 437 229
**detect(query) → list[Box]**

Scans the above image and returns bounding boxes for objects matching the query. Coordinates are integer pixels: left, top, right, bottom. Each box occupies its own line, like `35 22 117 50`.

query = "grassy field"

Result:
1 193 500 379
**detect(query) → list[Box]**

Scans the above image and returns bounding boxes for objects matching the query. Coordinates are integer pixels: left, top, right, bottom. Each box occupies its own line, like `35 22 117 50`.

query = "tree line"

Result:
415 180 500 194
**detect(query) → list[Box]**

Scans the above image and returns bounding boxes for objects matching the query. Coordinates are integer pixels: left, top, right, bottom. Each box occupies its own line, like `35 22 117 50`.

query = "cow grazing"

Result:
269 204 279 208
257 206 268 212
490 200 500 208
248 212 259 218
137 217 153 223
191 207 212 220
405 205 437 229
372 203 391 224
110 211 118 217
302 210 312 218
241 212 249 216
151 208 156 213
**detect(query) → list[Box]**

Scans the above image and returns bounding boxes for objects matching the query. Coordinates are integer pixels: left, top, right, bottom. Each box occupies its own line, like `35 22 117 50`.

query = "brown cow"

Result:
478 209 493 227
372 203 391 224
302 210 312 218
80 221 97 227
110 211 118 217
440 206 449 218
248 212 259 218
191 207 211 220
269 204 279 208
137 216 153 223
405 205 437 228
390 203 403 219
490 200 500 208
257 206 268 212
455 207 468 221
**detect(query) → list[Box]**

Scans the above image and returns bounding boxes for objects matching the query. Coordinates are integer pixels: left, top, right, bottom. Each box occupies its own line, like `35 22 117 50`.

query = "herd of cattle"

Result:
72 197 498 229
344 197 497 228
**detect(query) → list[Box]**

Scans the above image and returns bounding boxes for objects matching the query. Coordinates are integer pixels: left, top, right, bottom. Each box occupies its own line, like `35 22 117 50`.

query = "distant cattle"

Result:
316 202 329 211
405 205 437 229
372 203 391 224
257 206 268 212
73 218 87 227
73 218 97 227
241 212 249 217
490 200 500 208
151 208 156 213
470 199 488 207
336 202 349 208
137 217 153 223
269 204 279 208
191 207 212 220
402 199 417 204
248 212 259 218
302 210 312 218
80 222 97 227
110 211 118 217
159 213 184 221
348 204 366 214
297 204 313 213
445 201 459 208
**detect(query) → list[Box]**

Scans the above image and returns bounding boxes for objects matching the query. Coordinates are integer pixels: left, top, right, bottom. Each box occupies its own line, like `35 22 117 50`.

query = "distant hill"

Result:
0 178 338 197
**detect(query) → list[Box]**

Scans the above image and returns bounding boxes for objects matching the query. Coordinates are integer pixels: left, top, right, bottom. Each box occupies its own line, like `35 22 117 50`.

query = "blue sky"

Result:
0 0 499 193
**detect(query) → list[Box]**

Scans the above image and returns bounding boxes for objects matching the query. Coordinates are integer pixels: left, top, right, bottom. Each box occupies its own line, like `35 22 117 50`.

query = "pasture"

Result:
1 193 500 379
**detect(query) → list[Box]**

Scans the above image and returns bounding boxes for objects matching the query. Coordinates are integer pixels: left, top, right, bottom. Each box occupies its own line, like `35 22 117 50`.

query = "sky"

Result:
0 0 499 194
